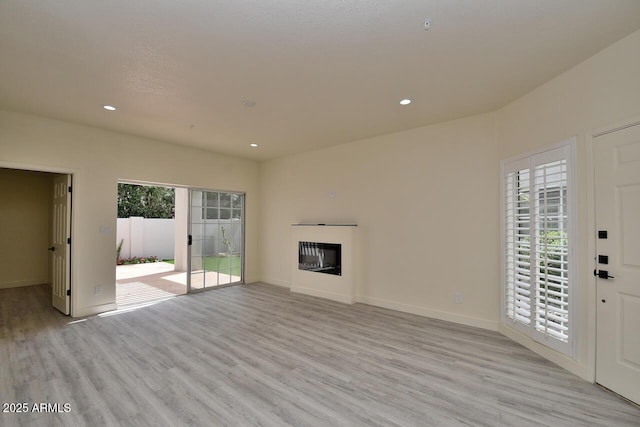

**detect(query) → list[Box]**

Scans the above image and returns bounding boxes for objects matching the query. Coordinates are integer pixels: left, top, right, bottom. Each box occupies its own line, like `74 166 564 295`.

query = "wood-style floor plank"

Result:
1 283 638 426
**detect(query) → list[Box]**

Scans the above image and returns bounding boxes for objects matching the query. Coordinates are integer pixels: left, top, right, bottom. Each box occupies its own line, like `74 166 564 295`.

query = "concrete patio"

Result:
116 262 186 307
115 262 241 307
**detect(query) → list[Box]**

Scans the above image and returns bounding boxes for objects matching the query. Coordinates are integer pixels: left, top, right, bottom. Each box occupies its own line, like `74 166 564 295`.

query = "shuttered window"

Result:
502 142 575 356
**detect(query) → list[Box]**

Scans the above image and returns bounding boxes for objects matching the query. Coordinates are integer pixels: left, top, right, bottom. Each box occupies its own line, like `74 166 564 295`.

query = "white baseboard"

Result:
0 279 47 289
261 278 291 288
498 324 589 380
72 302 118 318
357 295 499 331
291 286 355 305
261 283 498 330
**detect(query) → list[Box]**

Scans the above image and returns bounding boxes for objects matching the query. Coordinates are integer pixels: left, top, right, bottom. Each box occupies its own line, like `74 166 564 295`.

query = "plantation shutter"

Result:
503 144 573 356
505 162 532 326
533 157 569 343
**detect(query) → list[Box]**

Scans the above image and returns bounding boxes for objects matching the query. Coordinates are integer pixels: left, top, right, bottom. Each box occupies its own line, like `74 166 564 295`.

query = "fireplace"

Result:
291 224 357 304
298 241 341 276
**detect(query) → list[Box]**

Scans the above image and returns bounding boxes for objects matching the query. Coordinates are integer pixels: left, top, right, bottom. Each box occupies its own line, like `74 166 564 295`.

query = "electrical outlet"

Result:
455 292 463 304
94 286 103 296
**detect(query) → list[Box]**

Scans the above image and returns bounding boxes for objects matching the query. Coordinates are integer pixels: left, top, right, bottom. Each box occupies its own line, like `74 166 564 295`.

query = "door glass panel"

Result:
189 190 244 291
206 192 218 207
220 193 231 208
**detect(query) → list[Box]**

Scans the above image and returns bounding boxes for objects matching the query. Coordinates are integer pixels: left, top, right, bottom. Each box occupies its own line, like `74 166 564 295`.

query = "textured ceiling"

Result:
1 1 640 161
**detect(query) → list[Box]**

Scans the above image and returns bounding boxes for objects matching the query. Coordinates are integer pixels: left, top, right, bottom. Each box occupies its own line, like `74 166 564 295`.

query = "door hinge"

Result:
68 186 72 193
67 237 71 244
188 235 192 246
66 289 71 296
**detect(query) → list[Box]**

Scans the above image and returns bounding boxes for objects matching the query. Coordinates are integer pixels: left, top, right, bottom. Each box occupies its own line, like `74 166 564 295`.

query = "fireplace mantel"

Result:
291 224 358 304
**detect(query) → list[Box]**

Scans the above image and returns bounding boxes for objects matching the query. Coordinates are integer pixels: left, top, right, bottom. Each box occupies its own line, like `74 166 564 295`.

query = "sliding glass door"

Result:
188 189 244 291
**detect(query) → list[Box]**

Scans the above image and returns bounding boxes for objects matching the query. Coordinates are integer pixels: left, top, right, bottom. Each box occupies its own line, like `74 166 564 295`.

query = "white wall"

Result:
116 218 131 259
0 168 52 289
116 217 175 260
495 29 640 379
0 111 259 316
143 219 175 260
259 113 500 330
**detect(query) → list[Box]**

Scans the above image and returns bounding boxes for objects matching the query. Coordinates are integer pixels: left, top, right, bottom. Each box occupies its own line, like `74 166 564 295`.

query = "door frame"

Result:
586 115 640 384
0 160 77 316
187 187 246 293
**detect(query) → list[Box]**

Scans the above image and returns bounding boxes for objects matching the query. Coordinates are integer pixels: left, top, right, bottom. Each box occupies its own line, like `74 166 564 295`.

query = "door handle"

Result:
594 269 614 279
48 246 55 252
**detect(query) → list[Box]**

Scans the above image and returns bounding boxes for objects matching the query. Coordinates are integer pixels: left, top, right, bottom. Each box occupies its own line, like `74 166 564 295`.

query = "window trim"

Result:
500 138 578 358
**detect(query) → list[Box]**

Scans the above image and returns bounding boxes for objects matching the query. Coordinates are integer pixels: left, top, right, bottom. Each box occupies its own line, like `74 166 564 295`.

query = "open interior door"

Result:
51 174 71 315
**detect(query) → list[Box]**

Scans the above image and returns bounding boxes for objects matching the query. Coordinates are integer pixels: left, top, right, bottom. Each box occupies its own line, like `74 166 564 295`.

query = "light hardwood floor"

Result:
1 283 638 426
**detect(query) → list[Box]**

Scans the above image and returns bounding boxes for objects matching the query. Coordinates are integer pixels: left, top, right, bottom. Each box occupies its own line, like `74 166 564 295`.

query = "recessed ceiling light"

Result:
423 19 432 31
250 143 258 147
103 105 116 111
399 99 412 106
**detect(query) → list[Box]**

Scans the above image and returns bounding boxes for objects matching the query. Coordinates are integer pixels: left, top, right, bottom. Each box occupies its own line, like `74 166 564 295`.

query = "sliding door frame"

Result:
187 188 246 293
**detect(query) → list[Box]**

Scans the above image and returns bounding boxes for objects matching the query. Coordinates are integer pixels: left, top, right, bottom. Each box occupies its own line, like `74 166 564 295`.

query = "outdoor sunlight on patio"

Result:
115 261 242 307
116 262 186 307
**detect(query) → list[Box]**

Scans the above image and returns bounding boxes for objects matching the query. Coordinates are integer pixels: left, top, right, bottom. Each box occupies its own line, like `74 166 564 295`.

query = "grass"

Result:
164 255 241 273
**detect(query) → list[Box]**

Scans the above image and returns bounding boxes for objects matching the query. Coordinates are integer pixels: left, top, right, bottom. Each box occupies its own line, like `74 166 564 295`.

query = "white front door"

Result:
594 122 640 405
51 174 71 314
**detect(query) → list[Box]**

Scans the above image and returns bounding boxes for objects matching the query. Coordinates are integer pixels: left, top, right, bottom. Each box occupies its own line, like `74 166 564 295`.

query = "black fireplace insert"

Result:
298 241 341 276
